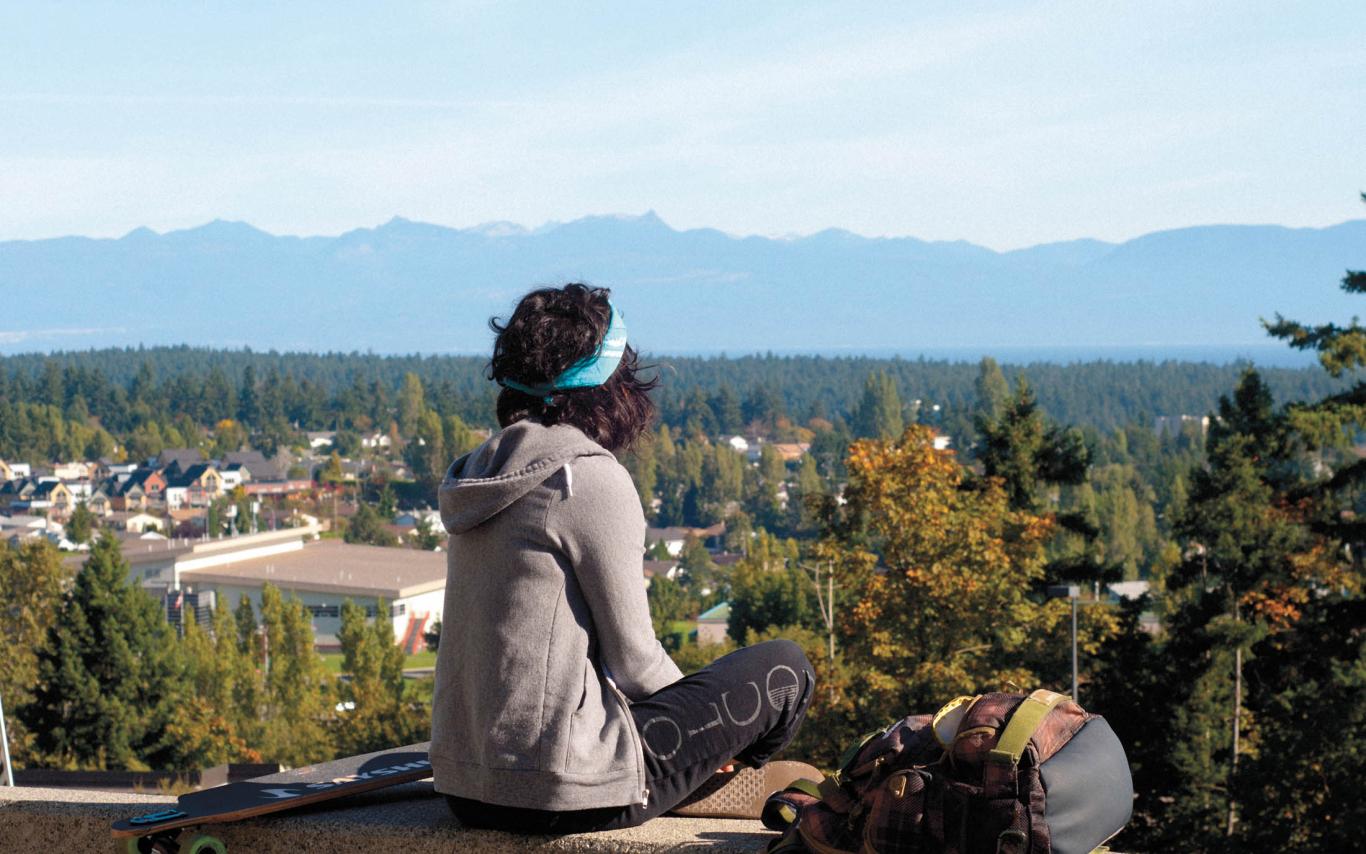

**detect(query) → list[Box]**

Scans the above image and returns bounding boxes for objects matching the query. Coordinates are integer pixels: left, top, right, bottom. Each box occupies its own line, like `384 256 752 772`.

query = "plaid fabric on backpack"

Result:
763 689 1132 854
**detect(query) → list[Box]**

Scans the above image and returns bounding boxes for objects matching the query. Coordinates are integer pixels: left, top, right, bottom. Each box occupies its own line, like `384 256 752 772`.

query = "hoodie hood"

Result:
438 419 614 534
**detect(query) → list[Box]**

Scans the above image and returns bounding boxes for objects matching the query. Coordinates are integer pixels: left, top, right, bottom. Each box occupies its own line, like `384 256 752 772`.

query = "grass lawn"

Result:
320 649 436 675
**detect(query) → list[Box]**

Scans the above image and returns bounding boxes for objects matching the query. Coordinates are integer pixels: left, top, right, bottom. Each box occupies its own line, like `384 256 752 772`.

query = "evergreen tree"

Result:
974 356 1011 422
852 371 903 440
345 500 398 547
976 377 1089 511
24 534 186 768
710 384 745 434
397 372 425 437
65 501 96 544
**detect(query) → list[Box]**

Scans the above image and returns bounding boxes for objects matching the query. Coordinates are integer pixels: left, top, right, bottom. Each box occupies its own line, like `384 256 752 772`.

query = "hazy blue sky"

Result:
3 1 1363 249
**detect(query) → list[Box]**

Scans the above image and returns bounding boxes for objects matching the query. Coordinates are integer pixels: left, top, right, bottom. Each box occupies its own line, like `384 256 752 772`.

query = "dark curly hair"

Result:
488 283 657 452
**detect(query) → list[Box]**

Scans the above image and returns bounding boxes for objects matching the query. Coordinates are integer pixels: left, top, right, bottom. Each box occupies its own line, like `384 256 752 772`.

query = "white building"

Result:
101 523 442 651
361 432 393 450
722 435 750 454
179 540 444 652
52 461 94 480
307 431 337 450
1154 415 1210 439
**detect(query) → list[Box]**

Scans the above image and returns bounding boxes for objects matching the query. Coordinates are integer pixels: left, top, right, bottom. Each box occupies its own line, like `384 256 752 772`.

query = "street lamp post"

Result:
0 688 14 786
1048 584 1080 701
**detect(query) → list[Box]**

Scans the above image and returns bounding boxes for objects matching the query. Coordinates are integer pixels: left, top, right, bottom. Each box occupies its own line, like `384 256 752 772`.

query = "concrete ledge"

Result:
0 783 775 852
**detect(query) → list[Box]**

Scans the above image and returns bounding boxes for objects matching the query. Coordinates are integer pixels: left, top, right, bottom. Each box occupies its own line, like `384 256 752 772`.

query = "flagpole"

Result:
0 688 15 786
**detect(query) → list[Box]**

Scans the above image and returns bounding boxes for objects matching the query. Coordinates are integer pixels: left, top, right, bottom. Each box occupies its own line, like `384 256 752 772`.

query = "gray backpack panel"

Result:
1038 716 1133 854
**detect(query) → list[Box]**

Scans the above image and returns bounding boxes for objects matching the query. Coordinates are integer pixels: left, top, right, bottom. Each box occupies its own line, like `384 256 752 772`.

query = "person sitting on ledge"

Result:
430 282 817 833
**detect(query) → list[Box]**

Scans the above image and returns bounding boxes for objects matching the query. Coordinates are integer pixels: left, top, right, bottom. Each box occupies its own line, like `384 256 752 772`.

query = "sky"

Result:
2 1 1363 250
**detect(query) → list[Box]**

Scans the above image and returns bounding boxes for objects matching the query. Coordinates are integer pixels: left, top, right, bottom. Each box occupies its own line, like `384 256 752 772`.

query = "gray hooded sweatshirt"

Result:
430 419 683 810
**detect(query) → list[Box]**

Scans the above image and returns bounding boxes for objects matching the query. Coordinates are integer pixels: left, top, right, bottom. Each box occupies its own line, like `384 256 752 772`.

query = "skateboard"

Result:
111 742 432 853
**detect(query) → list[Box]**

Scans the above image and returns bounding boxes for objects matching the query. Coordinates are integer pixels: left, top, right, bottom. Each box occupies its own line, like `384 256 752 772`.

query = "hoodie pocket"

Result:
576 659 591 712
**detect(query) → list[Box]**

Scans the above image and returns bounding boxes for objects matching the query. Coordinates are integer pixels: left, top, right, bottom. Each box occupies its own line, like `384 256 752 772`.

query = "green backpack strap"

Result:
988 688 1069 767
761 777 823 832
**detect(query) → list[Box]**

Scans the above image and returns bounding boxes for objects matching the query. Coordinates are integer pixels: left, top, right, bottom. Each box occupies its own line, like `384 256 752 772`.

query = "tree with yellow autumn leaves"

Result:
831 424 1116 729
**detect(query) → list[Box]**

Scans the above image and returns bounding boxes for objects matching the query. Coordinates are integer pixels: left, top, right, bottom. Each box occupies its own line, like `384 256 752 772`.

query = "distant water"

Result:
661 344 1322 368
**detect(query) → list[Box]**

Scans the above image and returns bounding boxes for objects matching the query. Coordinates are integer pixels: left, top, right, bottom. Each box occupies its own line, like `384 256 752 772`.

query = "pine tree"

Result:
974 356 1011 422
397 372 425 438
65 501 96 544
24 534 186 769
852 371 903 440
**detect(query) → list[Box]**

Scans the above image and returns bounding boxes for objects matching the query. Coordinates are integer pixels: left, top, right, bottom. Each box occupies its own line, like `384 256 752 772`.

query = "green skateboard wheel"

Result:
182 833 228 854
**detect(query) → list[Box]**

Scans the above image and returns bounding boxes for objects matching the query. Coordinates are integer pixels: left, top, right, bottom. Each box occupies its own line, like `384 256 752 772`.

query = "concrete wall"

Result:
0 784 773 852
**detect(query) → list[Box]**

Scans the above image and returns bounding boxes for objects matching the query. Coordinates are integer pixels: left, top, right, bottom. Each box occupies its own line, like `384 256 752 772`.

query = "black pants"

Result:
447 639 816 833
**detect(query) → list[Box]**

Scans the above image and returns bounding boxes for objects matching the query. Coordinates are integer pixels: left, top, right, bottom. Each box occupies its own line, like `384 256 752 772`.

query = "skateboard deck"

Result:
112 741 432 852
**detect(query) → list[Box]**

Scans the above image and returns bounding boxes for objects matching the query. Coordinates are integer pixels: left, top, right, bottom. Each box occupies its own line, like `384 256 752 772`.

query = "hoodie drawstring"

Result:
564 461 574 497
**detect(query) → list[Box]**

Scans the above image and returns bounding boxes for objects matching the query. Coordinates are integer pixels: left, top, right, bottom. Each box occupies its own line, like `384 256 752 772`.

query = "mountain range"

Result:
2 213 1362 359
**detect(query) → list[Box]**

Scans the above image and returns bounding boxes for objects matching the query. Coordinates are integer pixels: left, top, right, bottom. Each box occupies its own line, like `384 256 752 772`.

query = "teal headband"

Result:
499 302 628 404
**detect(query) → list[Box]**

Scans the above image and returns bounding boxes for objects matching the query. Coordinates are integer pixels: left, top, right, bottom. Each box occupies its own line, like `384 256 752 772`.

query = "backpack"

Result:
763 689 1132 854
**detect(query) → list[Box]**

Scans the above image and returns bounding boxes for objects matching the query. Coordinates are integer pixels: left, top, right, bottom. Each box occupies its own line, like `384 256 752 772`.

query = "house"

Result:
361 431 392 450
219 463 249 490
1107 581 1151 601
306 431 337 450
0 478 38 510
107 510 165 534
121 468 167 503
395 509 443 531
695 601 731 645
769 442 811 463
29 480 76 519
167 507 209 536
93 459 139 482
0 514 60 536
646 522 728 556
721 436 750 454
87 488 115 517
0 460 15 482
642 559 681 586
164 464 224 509
242 479 313 499
156 448 206 473
221 450 287 483
52 461 93 480
7 528 82 552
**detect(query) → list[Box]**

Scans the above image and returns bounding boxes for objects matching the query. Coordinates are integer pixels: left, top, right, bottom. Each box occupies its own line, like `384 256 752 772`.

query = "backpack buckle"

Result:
996 828 1027 854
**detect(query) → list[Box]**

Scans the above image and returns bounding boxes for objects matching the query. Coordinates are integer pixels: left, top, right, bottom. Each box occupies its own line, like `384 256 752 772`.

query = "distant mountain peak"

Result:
168 219 272 240
467 220 528 237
